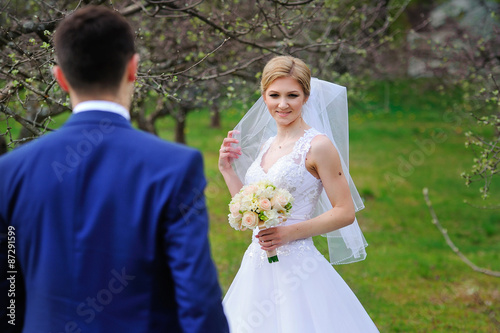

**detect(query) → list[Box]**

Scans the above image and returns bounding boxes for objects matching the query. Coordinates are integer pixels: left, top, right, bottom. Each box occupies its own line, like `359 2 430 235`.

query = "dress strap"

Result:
291 128 324 166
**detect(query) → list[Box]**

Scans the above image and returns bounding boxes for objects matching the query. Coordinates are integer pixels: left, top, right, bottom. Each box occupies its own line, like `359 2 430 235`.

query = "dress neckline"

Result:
259 127 314 174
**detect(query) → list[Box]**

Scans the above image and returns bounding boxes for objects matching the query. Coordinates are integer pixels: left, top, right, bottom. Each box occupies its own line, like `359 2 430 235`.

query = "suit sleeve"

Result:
163 150 229 333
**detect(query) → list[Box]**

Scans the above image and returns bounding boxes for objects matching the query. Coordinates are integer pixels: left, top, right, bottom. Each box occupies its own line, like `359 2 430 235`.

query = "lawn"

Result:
2 79 499 332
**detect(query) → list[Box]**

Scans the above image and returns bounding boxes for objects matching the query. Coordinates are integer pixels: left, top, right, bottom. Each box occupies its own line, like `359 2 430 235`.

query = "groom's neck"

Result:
68 83 133 112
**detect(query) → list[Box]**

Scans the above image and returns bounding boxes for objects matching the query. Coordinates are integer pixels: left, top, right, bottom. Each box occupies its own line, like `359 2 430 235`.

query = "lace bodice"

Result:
243 128 325 267
245 127 324 225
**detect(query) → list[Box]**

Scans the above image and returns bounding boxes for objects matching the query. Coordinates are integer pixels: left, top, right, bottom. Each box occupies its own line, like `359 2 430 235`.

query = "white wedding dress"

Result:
223 128 379 333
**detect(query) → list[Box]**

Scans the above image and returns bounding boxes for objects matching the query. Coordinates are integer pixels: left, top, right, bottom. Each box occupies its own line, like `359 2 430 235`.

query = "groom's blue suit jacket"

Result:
0 111 229 332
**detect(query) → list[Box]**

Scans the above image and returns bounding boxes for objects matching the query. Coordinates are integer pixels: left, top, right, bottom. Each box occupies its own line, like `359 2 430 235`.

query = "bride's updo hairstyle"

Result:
260 56 311 97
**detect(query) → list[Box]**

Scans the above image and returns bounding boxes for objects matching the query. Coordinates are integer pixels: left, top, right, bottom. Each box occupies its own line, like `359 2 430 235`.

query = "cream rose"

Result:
243 184 258 195
229 202 242 219
257 197 272 211
271 195 286 212
241 211 259 229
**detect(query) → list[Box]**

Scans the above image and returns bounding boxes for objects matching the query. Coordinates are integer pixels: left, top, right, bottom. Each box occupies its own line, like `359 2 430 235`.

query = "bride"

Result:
218 56 379 332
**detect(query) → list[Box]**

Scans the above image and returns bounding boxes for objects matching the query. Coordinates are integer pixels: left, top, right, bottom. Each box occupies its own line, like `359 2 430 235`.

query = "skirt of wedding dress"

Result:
223 238 379 333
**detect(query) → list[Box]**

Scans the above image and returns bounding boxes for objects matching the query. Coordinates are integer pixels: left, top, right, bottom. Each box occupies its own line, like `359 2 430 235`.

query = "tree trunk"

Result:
208 83 221 128
175 109 186 144
136 116 157 135
0 136 7 155
131 98 158 135
210 104 221 128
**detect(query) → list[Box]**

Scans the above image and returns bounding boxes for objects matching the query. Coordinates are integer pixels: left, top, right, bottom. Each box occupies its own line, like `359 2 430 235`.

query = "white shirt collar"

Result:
73 101 130 121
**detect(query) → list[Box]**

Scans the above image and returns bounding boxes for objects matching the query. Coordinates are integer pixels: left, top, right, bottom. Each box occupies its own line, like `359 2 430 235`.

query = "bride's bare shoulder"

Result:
308 135 341 165
310 134 336 151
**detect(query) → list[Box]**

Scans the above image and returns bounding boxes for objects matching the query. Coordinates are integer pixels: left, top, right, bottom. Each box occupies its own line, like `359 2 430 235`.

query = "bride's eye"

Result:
289 94 299 98
269 93 279 98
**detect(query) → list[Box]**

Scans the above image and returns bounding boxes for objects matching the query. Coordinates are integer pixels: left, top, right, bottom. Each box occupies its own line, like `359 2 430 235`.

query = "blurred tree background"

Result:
1 0 497 193
1 0 410 144
1 0 499 331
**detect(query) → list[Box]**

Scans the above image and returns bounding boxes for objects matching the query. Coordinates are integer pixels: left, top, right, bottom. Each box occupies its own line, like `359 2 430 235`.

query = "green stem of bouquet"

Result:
268 255 279 263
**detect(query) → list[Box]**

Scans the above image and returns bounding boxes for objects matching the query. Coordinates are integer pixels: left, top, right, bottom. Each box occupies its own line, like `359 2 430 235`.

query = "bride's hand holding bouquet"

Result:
228 180 293 263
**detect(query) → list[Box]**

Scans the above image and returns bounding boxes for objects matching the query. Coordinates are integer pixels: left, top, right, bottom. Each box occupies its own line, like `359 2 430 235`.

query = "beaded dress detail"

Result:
223 128 379 333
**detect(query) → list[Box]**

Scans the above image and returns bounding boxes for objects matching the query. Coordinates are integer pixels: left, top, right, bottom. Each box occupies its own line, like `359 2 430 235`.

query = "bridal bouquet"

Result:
228 180 293 263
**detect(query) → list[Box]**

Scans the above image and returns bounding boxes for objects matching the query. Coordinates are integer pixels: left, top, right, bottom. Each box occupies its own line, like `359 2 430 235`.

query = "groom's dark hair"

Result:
54 6 136 95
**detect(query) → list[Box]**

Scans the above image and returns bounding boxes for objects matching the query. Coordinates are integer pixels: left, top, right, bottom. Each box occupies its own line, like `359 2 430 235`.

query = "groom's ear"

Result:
52 65 70 92
126 53 140 82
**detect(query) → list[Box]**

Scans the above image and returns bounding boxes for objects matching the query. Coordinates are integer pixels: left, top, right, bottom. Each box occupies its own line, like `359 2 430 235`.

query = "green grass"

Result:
2 79 499 332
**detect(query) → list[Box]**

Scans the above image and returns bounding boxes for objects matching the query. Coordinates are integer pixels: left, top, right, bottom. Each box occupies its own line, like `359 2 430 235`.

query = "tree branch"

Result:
168 3 282 54
0 104 43 136
197 53 268 81
171 37 230 76
270 0 314 7
422 188 500 278
0 20 57 49
0 69 70 111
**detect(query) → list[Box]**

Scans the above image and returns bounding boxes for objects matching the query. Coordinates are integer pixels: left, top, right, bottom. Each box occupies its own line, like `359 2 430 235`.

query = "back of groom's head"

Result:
54 6 136 96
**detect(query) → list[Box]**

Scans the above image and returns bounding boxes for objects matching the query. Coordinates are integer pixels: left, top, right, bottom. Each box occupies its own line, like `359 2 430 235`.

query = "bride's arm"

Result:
218 130 243 197
258 135 355 249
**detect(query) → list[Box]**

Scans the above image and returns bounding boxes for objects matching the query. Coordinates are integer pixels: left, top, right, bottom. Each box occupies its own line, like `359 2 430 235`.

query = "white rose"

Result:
239 195 254 212
262 187 275 199
263 209 279 227
228 214 242 230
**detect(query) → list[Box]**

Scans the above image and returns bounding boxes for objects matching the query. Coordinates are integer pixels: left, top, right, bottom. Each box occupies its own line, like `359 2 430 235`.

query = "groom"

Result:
0 6 228 333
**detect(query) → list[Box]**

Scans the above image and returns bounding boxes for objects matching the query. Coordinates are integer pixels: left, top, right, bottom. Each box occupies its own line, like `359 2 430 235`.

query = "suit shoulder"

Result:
137 131 200 154
130 131 203 166
0 132 56 165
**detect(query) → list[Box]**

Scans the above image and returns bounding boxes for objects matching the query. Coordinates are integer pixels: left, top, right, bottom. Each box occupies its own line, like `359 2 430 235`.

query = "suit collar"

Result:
64 110 133 129
73 101 130 121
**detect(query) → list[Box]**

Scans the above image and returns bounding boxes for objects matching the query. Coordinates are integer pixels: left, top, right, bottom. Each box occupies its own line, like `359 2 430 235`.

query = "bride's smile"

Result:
264 76 308 125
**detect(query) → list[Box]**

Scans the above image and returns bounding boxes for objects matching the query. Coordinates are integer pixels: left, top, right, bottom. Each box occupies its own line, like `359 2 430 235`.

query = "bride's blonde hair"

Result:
260 56 311 97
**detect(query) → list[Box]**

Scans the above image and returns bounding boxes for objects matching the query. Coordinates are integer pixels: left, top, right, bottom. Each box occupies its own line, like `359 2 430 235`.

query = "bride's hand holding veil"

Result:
218 130 243 196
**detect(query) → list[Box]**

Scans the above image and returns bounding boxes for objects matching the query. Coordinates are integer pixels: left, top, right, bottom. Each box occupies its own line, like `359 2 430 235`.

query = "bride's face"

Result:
263 76 308 127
